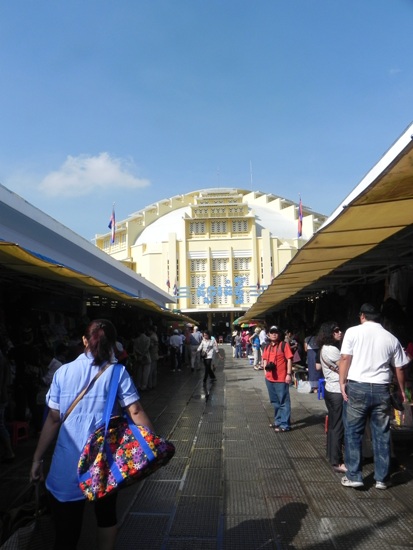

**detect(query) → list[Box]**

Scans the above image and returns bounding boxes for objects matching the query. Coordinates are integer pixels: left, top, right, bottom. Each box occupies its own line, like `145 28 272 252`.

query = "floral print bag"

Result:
78 364 175 501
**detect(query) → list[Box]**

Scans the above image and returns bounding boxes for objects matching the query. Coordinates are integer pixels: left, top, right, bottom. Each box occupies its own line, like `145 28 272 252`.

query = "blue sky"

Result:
1 1 412 240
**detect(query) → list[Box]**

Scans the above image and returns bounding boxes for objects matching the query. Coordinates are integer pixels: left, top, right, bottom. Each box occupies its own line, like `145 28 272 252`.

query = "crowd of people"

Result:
1 299 413 549
0 317 227 455
236 301 413 490
0 312 228 550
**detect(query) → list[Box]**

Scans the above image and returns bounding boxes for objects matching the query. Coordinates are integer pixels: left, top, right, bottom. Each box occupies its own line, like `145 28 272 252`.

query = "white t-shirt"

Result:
341 321 408 384
320 345 341 393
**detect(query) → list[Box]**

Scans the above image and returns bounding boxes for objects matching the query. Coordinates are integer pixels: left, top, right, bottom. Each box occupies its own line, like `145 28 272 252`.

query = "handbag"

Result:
0 482 53 550
78 364 175 501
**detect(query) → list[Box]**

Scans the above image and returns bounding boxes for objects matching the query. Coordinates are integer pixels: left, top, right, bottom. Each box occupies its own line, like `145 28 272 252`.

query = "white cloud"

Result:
38 152 150 197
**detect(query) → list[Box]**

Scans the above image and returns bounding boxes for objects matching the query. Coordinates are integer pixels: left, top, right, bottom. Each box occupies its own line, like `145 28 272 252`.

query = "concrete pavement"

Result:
2 346 413 549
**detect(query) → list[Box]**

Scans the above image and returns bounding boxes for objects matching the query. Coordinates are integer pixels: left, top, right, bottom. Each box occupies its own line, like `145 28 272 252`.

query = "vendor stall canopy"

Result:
0 184 195 324
241 121 413 321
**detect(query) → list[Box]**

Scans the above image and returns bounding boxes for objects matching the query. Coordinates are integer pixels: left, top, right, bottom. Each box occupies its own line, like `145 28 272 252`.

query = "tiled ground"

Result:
2 347 413 549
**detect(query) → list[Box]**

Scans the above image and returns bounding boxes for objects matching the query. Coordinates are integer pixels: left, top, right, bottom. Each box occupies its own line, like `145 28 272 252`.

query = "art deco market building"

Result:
95 188 326 334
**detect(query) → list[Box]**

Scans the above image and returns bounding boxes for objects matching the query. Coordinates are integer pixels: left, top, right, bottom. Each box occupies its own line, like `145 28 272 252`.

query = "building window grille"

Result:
190 292 203 306
211 258 228 271
234 273 250 287
228 207 244 215
190 275 206 287
190 259 207 271
212 274 227 287
193 208 208 217
233 257 250 270
189 221 206 234
232 220 248 233
210 207 226 216
211 221 227 234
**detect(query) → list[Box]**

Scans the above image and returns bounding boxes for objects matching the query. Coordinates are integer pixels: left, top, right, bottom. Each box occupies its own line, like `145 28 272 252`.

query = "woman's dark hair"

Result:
84 319 117 366
203 330 211 338
316 321 340 349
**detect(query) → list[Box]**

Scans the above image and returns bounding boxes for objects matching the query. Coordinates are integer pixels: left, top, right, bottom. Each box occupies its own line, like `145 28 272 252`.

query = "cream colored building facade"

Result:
95 188 326 333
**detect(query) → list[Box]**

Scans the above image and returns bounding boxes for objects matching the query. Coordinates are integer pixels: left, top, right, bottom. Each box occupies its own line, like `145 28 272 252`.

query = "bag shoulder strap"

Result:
102 363 122 435
276 341 286 354
62 361 112 423
321 349 339 373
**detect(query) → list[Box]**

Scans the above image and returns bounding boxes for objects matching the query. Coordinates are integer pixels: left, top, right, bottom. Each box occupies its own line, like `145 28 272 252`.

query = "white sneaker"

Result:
341 476 364 488
375 481 390 490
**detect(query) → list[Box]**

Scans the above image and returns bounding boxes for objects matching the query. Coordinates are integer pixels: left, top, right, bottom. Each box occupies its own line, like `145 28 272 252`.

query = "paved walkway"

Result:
2 346 413 549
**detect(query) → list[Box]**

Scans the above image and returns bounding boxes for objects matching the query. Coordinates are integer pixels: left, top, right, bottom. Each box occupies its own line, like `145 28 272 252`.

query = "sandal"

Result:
274 427 290 433
269 423 280 430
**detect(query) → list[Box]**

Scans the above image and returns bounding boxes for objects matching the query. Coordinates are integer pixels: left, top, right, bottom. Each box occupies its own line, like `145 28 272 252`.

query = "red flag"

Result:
298 197 303 238
108 206 116 244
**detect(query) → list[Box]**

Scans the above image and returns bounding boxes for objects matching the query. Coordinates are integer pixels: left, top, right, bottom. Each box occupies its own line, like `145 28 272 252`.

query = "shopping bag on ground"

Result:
297 380 312 393
0 482 53 550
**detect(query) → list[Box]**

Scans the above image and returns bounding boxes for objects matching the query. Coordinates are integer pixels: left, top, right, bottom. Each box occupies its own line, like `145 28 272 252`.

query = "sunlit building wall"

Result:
95 188 326 330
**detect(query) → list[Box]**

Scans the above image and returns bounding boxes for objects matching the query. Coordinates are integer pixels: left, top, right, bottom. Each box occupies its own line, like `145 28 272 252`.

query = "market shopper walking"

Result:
30 319 154 550
262 326 293 432
339 303 409 490
189 326 203 372
198 330 218 384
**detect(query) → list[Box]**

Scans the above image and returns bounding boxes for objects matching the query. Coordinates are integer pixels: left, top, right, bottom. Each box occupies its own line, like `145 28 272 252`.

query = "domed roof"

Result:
134 188 312 245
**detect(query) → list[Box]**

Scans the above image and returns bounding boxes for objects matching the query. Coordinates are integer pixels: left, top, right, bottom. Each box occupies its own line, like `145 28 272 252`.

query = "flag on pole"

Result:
256 280 260 291
173 280 178 296
108 205 116 244
297 196 303 238
166 278 170 290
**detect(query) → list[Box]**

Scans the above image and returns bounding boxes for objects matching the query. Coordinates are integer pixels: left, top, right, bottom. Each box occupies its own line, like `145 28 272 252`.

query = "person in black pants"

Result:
197 330 218 383
316 321 345 473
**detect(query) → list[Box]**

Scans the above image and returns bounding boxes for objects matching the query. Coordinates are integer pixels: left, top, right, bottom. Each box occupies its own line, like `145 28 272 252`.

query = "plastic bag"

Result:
297 380 312 393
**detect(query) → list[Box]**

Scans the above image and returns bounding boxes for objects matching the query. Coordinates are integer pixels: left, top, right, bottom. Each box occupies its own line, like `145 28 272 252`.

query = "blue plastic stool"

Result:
318 378 326 400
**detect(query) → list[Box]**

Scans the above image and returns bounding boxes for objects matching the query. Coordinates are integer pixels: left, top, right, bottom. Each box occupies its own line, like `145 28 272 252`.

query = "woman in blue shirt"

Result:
30 319 154 550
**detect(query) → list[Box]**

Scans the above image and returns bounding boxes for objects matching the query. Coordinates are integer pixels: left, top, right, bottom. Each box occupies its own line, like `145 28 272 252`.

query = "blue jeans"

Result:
344 381 391 483
235 344 242 358
265 380 291 430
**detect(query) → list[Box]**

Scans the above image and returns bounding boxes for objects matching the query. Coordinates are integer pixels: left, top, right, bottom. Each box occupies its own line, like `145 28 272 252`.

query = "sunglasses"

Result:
333 327 341 333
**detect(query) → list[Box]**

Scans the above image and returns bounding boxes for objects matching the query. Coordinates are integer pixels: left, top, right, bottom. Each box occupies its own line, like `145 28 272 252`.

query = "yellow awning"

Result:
0 241 196 323
243 123 413 320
